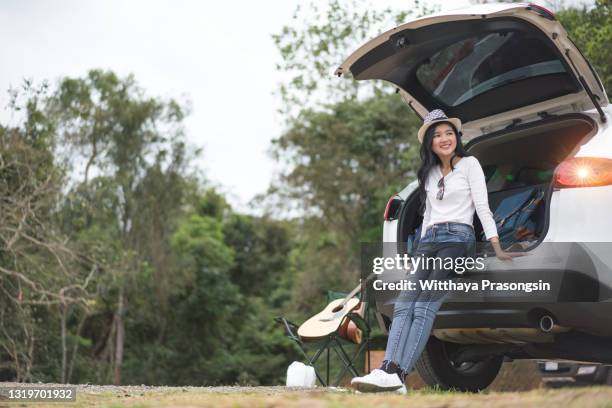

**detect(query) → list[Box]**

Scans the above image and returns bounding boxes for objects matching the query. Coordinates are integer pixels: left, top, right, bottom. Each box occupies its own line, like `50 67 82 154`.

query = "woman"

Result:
351 109 524 393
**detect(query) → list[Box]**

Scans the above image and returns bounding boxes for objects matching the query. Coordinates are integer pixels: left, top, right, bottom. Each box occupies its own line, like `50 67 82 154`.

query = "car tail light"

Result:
383 194 402 221
527 3 555 20
553 157 612 188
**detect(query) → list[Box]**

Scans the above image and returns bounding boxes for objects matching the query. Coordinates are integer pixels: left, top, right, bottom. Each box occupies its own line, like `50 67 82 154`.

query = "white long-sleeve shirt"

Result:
421 156 498 240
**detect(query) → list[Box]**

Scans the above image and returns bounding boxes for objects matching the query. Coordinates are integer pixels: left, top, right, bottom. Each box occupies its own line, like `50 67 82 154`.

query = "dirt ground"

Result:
2 381 612 408
0 361 596 408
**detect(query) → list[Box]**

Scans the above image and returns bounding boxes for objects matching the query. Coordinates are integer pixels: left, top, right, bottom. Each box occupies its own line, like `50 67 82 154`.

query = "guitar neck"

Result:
339 272 376 307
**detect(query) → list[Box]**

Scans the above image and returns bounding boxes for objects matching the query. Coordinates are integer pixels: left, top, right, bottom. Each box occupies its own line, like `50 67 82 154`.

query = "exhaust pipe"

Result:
539 315 555 332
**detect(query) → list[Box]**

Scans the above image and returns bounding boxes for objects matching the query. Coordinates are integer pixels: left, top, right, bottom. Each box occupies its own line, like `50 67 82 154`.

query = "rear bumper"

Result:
376 300 612 337
432 302 612 337
434 302 612 336
434 303 532 329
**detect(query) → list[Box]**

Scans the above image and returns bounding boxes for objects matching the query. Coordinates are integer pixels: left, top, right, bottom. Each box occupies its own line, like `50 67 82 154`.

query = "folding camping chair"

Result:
275 287 373 387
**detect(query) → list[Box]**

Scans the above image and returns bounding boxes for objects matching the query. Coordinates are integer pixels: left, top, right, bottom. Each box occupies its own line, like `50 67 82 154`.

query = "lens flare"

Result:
577 167 589 179
554 157 612 188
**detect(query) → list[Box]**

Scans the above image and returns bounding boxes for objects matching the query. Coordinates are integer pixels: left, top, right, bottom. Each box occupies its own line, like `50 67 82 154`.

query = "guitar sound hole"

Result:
332 305 343 313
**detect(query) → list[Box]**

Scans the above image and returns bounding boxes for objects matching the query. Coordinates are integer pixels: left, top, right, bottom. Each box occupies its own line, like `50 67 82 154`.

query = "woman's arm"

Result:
466 157 497 240
467 157 524 261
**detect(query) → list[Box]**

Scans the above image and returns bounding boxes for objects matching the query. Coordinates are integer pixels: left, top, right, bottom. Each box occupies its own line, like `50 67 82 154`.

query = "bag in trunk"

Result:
481 186 546 245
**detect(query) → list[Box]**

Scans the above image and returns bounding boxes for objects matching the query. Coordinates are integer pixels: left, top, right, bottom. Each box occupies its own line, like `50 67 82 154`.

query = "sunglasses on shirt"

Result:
437 177 445 200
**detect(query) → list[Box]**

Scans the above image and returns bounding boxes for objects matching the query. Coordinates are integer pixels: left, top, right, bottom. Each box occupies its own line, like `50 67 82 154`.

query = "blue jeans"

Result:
382 222 476 376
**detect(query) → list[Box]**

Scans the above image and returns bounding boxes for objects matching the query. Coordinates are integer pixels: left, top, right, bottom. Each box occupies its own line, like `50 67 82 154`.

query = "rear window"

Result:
483 164 554 193
416 31 569 107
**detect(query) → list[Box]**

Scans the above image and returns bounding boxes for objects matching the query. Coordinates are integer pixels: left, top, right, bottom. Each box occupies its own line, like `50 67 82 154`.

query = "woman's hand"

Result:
494 249 527 261
489 236 527 261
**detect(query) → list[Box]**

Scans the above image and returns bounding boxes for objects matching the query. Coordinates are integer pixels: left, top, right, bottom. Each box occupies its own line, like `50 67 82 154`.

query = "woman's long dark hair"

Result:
416 121 470 215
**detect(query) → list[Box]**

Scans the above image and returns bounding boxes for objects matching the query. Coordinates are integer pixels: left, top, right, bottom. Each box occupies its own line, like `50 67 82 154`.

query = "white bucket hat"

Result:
417 109 462 144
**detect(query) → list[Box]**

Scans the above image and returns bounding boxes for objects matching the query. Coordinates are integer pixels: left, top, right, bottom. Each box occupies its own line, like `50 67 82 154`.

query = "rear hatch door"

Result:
336 3 608 139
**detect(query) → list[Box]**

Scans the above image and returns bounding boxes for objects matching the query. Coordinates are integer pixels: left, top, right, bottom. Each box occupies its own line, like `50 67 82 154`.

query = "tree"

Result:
49 69 194 384
272 0 435 117
270 94 421 309
0 82 97 382
1 70 301 386
268 0 433 311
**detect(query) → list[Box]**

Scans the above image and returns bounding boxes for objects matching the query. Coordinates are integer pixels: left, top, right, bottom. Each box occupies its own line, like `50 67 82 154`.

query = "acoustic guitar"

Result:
297 273 374 341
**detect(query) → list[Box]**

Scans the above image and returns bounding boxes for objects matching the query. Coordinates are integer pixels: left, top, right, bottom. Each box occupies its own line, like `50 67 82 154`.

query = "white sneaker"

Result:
350 369 405 393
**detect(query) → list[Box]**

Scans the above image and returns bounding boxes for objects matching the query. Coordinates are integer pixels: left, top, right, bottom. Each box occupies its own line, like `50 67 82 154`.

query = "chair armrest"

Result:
346 312 370 334
274 316 302 342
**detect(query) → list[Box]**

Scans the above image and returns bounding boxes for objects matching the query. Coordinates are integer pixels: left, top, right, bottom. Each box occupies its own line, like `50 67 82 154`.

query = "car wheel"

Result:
415 336 503 392
604 367 612 385
591 366 610 384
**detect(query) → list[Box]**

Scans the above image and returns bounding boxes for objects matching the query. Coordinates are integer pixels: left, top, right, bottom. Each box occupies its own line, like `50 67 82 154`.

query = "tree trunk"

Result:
67 311 88 383
60 305 67 384
113 286 125 385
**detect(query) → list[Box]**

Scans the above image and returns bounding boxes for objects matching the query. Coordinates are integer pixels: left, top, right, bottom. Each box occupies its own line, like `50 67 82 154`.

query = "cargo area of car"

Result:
397 114 596 251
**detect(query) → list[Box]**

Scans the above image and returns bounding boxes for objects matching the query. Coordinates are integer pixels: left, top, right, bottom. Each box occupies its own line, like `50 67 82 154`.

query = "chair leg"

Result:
366 337 371 374
289 344 327 386
312 366 326 386
326 347 330 386
331 338 369 386
366 302 372 373
298 347 327 386
306 336 333 386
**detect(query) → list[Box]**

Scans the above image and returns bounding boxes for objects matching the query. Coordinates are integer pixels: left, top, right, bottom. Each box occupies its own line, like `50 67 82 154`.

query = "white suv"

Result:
337 3 612 391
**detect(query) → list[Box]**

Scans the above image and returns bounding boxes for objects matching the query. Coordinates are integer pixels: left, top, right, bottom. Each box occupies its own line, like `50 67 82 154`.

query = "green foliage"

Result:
1 70 297 386
270 93 421 309
0 82 94 382
118 196 296 386
47 70 199 384
172 214 235 276
268 0 434 316
272 0 436 117
223 214 292 299
558 0 612 99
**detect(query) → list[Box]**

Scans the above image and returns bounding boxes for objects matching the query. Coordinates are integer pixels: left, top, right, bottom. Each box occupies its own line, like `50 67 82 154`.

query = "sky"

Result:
0 0 584 212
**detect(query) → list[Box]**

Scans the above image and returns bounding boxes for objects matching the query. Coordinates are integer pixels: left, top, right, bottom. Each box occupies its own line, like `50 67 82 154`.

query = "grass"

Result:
5 385 612 408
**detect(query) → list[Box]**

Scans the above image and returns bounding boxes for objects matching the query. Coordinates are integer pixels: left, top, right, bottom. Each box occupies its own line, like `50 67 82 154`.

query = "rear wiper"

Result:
565 50 607 123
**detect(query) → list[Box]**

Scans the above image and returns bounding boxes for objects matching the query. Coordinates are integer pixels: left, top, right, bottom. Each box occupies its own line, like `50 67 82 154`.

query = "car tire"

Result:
592 366 610 384
415 336 503 392
604 367 612 385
